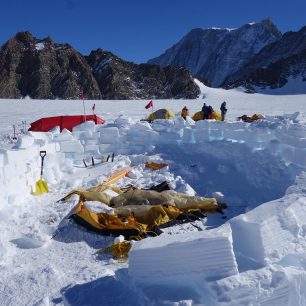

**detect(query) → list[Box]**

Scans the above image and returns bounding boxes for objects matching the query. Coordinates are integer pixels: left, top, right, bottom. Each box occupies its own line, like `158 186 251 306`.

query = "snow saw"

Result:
34 151 49 195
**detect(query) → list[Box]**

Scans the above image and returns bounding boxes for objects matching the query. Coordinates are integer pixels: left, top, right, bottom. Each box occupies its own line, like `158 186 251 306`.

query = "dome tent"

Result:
146 109 175 122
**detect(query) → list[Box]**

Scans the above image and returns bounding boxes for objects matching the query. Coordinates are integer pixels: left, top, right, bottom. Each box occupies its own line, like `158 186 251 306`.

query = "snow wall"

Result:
1 114 306 207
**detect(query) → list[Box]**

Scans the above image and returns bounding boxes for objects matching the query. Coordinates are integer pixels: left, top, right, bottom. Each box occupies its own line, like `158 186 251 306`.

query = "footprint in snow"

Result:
10 237 45 249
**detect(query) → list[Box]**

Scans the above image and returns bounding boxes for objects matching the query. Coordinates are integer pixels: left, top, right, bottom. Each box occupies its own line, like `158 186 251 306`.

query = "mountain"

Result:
222 26 306 92
0 32 102 99
0 32 200 100
86 49 200 99
148 19 282 87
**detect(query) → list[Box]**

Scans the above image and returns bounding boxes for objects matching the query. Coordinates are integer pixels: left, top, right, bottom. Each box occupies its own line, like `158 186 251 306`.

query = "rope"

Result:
101 241 132 259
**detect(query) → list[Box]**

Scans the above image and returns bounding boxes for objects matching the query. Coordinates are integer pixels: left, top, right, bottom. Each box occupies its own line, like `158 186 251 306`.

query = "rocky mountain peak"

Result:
0 32 201 100
148 19 282 86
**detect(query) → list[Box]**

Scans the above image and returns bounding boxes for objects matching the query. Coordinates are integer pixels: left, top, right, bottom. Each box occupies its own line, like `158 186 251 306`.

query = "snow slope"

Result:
1 85 306 305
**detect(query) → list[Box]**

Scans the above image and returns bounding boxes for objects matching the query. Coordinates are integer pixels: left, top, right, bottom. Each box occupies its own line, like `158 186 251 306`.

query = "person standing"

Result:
220 101 227 121
181 106 189 120
207 105 213 119
202 103 209 119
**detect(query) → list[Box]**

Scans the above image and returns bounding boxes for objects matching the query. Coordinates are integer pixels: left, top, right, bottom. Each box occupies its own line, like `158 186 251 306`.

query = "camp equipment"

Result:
28 115 105 132
146 109 175 122
145 162 168 170
34 151 48 195
192 110 221 121
237 114 264 122
61 182 226 239
73 153 115 168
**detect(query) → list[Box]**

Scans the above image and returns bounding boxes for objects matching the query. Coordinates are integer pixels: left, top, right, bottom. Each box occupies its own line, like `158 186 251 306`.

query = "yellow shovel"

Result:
34 150 49 195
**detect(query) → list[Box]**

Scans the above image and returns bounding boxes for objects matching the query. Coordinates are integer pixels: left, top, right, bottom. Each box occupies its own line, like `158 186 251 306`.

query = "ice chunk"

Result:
60 140 84 153
129 224 238 281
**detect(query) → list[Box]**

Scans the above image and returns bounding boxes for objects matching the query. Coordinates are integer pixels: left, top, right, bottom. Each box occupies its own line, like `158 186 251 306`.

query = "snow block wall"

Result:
0 131 71 206
2 113 306 208
129 224 238 281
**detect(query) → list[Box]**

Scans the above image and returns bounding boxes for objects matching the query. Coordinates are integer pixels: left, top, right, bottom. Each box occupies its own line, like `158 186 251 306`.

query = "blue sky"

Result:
0 0 305 63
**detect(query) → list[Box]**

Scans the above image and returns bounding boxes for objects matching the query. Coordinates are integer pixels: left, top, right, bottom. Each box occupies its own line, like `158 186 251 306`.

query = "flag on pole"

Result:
145 100 153 109
79 91 85 100
92 103 96 112
79 90 86 121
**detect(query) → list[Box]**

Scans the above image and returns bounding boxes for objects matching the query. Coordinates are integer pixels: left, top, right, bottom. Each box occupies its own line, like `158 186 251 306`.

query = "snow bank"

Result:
208 266 306 305
230 194 306 267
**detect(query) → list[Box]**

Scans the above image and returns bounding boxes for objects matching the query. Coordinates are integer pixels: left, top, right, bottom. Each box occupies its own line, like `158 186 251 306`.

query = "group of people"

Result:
181 101 227 121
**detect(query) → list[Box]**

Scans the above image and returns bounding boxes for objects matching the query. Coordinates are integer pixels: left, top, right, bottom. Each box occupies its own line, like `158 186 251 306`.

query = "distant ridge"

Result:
0 32 199 99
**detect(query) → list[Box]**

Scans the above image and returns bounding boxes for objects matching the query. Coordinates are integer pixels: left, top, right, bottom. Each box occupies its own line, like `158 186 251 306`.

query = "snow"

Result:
35 42 45 51
254 77 306 95
210 27 236 31
1 83 306 305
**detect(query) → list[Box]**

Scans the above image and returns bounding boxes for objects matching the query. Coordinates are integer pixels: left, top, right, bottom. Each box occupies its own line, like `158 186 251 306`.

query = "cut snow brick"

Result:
60 140 84 153
129 224 238 281
99 127 120 143
230 195 306 266
15 135 35 149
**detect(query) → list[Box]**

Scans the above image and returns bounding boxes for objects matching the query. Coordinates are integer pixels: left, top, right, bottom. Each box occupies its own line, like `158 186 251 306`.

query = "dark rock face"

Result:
223 26 306 91
0 32 200 99
0 32 101 99
148 19 282 86
86 49 200 99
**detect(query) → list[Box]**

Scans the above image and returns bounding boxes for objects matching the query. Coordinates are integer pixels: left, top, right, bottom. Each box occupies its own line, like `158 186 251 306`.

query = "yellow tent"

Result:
147 109 175 122
192 111 221 121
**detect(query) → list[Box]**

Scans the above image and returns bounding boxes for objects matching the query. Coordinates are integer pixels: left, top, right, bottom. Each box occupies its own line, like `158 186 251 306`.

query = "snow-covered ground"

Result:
1 84 306 305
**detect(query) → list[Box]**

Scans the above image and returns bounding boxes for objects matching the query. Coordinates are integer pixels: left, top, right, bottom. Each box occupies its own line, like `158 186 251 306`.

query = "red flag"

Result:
145 100 153 109
79 91 84 100
92 103 96 111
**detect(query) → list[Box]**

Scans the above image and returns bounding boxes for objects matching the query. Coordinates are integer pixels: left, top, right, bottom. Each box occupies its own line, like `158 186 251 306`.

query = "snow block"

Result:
99 143 116 154
193 129 209 142
72 121 96 132
194 120 210 129
159 131 181 144
208 266 306 306
5 146 38 165
53 128 74 141
84 144 99 153
209 128 223 140
28 131 50 141
181 127 194 144
60 140 84 153
45 152 66 166
129 224 238 281
230 195 306 266
15 135 35 149
39 141 58 153
99 127 120 144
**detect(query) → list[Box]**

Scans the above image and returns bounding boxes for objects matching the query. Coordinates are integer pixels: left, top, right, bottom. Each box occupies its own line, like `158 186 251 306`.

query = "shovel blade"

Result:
34 177 49 195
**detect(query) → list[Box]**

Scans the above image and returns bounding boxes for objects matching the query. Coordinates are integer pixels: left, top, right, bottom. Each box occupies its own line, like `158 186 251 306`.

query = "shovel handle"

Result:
40 151 46 176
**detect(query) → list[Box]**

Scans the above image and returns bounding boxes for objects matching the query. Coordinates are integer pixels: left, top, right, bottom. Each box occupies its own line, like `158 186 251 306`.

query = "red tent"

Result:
28 115 105 132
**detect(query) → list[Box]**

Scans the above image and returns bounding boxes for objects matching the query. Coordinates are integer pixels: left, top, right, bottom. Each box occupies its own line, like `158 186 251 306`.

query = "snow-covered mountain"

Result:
148 18 281 86
223 26 306 93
